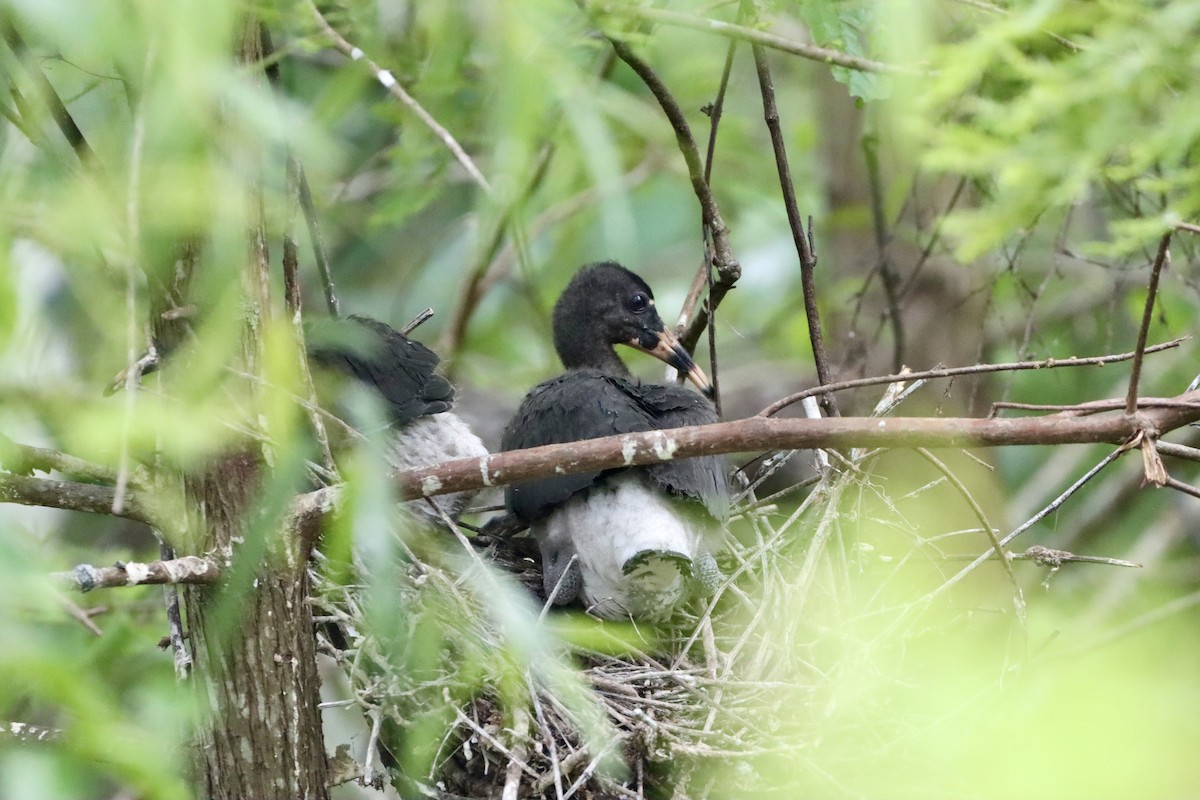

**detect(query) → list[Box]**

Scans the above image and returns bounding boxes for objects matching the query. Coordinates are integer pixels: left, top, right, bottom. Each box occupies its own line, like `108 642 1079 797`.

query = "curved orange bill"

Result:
629 329 714 398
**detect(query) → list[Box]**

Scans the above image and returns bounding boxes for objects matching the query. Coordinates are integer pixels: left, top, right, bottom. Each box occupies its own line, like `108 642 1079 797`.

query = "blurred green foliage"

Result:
0 0 1198 798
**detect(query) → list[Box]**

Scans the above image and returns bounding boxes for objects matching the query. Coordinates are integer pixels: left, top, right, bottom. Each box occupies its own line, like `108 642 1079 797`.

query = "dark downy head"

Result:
551 262 713 397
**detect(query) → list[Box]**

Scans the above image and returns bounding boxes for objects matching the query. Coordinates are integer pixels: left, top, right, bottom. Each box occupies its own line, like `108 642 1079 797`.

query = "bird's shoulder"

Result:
502 369 657 450
308 315 454 427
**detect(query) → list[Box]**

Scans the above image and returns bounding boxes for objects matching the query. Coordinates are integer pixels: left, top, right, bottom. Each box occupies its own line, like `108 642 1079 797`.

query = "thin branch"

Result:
911 447 1127 616
594 5 922 75
1126 232 1171 414
760 337 1187 417
599 29 741 352
296 160 340 317
863 134 904 372
1162 475 1200 500
0 473 155 526
58 595 105 635
1 20 99 163
916 448 1024 627
400 308 435 336
284 157 338 477
0 435 120 483
113 40 153 516
53 555 220 593
1014 545 1141 569
1157 441 1200 463
1060 588 1200 659
305 0 491 194
159 540 192 678
751 41 838 417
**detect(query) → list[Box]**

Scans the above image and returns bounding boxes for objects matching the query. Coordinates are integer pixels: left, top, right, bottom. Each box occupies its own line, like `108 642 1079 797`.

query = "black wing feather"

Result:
502 369 728 523
308 315 453 427
633 384 730 522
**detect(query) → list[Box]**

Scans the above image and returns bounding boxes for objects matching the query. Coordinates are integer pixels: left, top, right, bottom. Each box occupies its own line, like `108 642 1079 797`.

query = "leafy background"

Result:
1 0 1198 798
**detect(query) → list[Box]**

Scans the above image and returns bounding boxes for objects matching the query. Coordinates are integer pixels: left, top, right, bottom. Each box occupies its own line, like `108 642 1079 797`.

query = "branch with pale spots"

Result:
54 555 221 593
286 390 1200 545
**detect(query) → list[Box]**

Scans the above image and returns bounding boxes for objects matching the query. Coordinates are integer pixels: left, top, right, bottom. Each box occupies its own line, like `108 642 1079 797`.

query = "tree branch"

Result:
760 337 1187 417
751 41 838 417
0 434 121 484
594 5 922 76
53 555 221 593
1126 232 1171 414
599 28 741 352
282 391 1200 545
0 473 154 526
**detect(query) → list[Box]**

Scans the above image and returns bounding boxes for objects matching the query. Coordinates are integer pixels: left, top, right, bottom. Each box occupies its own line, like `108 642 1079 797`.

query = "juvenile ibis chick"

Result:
308 315 488 523
501 262 728 620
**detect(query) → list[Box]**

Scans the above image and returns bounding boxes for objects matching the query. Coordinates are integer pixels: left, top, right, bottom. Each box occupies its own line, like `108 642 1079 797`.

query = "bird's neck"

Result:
555 336 630 376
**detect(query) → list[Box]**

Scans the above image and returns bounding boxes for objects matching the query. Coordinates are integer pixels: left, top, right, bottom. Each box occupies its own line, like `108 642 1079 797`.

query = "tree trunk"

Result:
145 18 333 797
183 451 330 800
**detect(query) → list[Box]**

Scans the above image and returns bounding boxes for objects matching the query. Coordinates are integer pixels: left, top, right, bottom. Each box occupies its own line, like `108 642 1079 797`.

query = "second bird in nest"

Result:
502 262 729 620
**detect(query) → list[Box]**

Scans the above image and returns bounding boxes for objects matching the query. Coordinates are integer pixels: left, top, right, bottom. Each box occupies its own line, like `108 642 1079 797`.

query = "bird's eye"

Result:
628 292 650 313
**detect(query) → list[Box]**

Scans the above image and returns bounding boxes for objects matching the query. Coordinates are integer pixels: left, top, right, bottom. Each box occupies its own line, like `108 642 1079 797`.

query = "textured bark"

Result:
146 19 332 799
183 452 330 800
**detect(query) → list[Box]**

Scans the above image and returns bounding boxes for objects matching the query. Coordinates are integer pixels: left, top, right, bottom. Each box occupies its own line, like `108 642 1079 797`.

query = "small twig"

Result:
1060 588 1200 659
283 157 338 477
911 447 1127 615
400 308 435 336
993 397 1200 417
595 5 923 75
306 0 491 194
53 555 220 593
361 707 384 789
1173 221 1200 236
1126 232 1172 415
158 539 192 678
1016 545 1141 569
112 42 154 516
751 41 838 417
500 707 531 800
863 134 904 372
58 594 105 635
1162 474 1200 500
1157 441 1200 463
760 337 1187 417
917 448 1024 627
296 161 340 317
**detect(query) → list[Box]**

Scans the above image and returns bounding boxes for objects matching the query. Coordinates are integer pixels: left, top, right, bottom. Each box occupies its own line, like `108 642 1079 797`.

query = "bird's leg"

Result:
542 545 581 606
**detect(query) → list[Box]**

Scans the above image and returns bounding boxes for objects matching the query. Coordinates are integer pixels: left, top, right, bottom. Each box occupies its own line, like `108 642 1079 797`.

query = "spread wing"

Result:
308 315 453 427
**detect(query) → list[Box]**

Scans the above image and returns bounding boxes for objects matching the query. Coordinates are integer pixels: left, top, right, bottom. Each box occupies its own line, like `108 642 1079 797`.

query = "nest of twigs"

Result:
313 447 998 799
